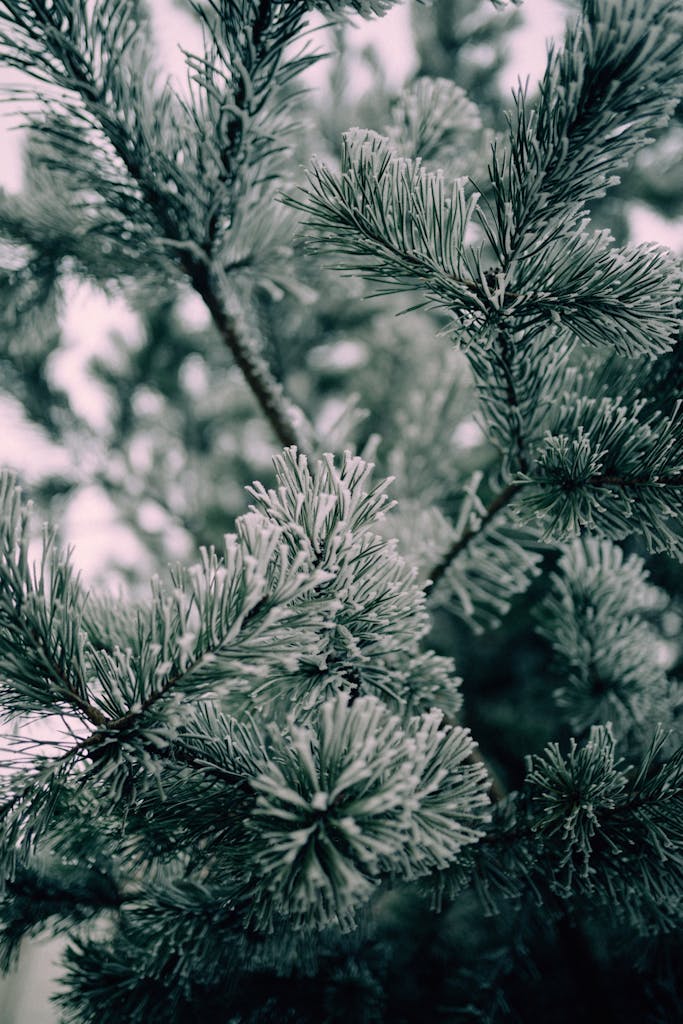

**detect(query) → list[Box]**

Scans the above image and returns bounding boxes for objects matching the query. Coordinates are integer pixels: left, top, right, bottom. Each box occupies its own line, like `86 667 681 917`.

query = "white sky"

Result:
0 0 681 584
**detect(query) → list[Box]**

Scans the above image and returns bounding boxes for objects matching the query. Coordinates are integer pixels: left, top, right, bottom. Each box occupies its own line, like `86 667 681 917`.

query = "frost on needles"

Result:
0 452 490 939
291 0 683 575
0 0 682 1021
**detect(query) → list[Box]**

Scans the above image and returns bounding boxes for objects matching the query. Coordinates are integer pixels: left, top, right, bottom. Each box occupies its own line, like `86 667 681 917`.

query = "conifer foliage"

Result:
0 0 681 1020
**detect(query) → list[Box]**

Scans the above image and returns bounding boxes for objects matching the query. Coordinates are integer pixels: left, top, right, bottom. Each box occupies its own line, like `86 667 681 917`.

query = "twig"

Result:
8 15 310 455
425 481 523 596
495 326 530 474
187 259 306 452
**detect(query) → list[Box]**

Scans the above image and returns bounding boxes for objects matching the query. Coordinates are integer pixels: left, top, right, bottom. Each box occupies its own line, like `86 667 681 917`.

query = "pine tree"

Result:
0 1 682 1021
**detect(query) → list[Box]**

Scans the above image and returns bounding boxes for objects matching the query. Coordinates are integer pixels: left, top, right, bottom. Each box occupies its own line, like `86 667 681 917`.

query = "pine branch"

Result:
433 728 682 932
0 474 108 725
484 0 683 259
2 2 682 1011
425 481 523 595
21 623 107 729
86 681 506 816
287 128 486 317
0 860 128 971
494 326 529 471
0 0 310 452
186 257 304 449
536 537 676 743
523 394 683 556
426 388 683 610
475 1 683 464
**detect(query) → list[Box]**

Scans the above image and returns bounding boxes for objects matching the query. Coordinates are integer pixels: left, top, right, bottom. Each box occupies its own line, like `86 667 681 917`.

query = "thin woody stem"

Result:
495 327 530 474
425 481 523 596
187 259 306 452
426 478 522 802
425 468 682 599
12 11 310 456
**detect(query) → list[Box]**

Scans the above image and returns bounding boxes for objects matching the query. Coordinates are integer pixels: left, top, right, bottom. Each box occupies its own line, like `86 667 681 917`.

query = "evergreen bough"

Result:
0 0 681 1020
